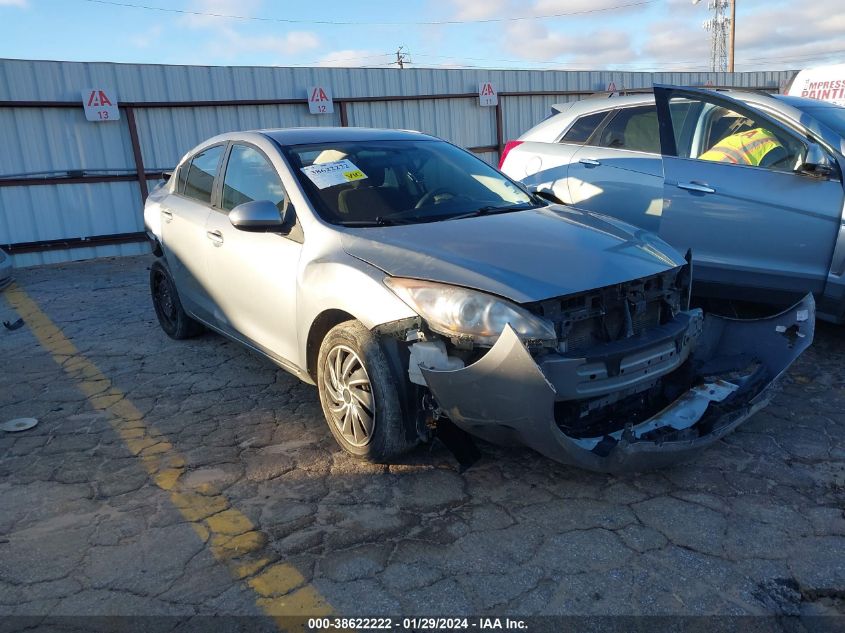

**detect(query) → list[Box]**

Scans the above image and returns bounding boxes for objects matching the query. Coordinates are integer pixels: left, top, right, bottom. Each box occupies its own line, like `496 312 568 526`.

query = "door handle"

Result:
161 208 173 222
579 158 601 166
677 181 715 194
206 230 224 246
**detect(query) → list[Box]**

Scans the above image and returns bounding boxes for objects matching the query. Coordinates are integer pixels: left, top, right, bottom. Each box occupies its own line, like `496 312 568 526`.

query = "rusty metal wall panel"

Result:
0 106 135 176
135 104 340 171
0 180 145 267
346 98 496 149
0 59 794 102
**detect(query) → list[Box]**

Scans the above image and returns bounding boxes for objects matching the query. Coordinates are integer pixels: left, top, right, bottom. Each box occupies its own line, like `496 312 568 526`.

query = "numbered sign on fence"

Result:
478 82 498 107
307 86 334 114
82 88 119 121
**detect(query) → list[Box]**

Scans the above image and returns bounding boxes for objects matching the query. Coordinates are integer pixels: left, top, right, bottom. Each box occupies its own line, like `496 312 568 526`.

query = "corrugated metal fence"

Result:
0 58 796 267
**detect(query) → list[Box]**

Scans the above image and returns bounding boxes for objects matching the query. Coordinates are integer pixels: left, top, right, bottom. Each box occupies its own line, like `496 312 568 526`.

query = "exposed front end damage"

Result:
418 294 815 473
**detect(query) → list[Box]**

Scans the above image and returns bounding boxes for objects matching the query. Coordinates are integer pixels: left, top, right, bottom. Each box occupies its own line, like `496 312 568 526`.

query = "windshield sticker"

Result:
300 159 367 189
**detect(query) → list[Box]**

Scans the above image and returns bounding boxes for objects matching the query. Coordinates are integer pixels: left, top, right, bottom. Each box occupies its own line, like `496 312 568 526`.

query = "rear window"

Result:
560 111 609 144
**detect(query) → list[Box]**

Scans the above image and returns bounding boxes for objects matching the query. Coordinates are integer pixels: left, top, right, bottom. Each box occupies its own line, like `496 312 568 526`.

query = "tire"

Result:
149 259 204 340
317 319 418 462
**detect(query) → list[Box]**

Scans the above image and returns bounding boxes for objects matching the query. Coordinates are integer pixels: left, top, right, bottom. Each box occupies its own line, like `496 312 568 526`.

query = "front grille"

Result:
526 269 685 355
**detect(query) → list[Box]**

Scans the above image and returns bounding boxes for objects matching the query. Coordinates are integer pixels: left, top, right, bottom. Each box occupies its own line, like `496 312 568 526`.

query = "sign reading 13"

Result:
81 88 120 122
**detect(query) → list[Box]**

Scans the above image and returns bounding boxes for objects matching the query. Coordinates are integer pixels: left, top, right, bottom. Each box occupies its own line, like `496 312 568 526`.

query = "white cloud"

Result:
0 0 27 6
477 0 845 70
182 0 262 29
314 49 394 67
178 0 320 63
221 28 320 58
504 21 634 66
448 0 511 20
130 25 163 49
532 0 646 15
641 0 845 70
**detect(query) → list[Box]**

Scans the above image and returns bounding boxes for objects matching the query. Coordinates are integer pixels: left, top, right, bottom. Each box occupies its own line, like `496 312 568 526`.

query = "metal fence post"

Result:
124 106 148 204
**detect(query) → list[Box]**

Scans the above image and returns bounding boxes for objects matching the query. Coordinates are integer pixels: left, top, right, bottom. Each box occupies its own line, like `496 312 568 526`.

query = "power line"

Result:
410 48 845 71
78 0 658 26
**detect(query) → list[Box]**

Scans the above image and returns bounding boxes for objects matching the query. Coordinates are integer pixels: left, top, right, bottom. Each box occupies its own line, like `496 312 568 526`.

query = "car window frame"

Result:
173 142 227 207
655 87 815 178
214 141 291 216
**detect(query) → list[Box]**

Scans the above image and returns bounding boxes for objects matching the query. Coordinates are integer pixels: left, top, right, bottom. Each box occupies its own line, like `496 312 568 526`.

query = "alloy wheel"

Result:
323 344 375 447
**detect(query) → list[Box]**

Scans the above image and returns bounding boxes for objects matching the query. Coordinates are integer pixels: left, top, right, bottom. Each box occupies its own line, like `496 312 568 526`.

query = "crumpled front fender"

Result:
421 294 815 473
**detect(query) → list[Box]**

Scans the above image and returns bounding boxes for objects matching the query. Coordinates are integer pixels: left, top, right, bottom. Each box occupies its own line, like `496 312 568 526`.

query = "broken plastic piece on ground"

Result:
3 318 24 330
1 417 39 432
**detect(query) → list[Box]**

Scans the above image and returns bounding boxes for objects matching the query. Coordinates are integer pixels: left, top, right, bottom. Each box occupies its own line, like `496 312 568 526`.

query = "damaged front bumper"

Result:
421 294 815 473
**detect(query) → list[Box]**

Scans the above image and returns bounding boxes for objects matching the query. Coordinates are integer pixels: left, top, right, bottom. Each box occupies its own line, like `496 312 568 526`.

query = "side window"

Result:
594 106 660 153
183 145 224 205
667 96 805 172
222 145 287 212
560 111 609 144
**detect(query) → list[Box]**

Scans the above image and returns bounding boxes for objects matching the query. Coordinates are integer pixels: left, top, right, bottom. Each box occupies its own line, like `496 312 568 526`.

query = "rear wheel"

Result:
149 260 204 340
317 320 417 462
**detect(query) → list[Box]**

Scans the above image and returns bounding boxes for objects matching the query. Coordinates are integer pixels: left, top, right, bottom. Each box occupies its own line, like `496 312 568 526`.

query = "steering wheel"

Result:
414 187 458 209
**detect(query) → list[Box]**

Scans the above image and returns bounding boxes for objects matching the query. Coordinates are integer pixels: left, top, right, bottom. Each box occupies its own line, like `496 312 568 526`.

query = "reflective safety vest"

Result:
698 127 782 166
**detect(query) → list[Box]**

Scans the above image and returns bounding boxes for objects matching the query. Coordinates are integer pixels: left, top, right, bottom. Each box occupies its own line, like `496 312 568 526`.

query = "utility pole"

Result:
395 46 409 70
728 0 736 73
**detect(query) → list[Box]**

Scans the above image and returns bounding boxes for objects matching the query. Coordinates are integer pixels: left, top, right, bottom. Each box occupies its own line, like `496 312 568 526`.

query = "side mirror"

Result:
797 143 835 179
229 200 290 233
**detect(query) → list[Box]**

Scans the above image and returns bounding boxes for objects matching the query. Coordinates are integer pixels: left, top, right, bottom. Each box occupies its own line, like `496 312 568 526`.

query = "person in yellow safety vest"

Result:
698 127 783 166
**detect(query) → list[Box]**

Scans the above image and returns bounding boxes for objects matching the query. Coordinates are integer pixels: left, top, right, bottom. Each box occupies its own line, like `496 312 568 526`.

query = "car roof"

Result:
550 88 787 115
550 93 653 115
769 94 843 109
259 127 435 146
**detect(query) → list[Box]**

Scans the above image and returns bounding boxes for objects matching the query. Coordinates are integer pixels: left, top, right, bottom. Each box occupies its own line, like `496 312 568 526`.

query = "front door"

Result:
654 86 844 299
204 143 302 365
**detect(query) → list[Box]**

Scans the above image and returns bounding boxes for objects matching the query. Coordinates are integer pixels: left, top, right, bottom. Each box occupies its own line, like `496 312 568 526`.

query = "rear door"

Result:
567 105 665 233
654 86 844 298
516 109 613 204
161 144 225 322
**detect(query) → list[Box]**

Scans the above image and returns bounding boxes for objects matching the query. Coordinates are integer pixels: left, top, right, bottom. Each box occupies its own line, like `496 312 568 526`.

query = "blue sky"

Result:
1 0 844 71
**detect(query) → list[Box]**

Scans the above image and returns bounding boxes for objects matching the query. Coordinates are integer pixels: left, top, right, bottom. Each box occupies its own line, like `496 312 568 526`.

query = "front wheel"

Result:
317 320 418 462
149 259 204 340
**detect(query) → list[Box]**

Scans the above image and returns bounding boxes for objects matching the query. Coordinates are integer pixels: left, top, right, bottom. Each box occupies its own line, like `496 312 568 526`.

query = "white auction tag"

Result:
301 159 367 189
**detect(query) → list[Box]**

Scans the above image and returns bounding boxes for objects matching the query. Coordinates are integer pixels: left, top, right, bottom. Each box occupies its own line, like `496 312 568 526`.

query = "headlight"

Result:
384 277 556 346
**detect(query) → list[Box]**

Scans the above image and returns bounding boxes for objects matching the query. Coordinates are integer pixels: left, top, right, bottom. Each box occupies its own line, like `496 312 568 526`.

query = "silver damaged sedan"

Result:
144 127 814 473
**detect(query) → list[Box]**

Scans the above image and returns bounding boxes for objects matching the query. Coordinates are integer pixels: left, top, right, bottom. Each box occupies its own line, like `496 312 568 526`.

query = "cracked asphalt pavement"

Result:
1 255 844 623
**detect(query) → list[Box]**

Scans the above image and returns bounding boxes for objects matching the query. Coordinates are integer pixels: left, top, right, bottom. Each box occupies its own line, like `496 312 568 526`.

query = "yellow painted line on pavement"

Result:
4 283 334 631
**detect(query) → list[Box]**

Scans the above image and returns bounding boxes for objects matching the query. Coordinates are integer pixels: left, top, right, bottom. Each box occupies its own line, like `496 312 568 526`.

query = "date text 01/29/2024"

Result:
306 618 529 630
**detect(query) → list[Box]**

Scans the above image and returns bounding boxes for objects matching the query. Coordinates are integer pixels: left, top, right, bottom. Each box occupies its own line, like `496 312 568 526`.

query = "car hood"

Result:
340 205 686 304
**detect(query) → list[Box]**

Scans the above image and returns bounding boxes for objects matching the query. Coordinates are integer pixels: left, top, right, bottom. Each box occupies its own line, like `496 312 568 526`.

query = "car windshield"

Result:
794 104 845 137
280 139 542 226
